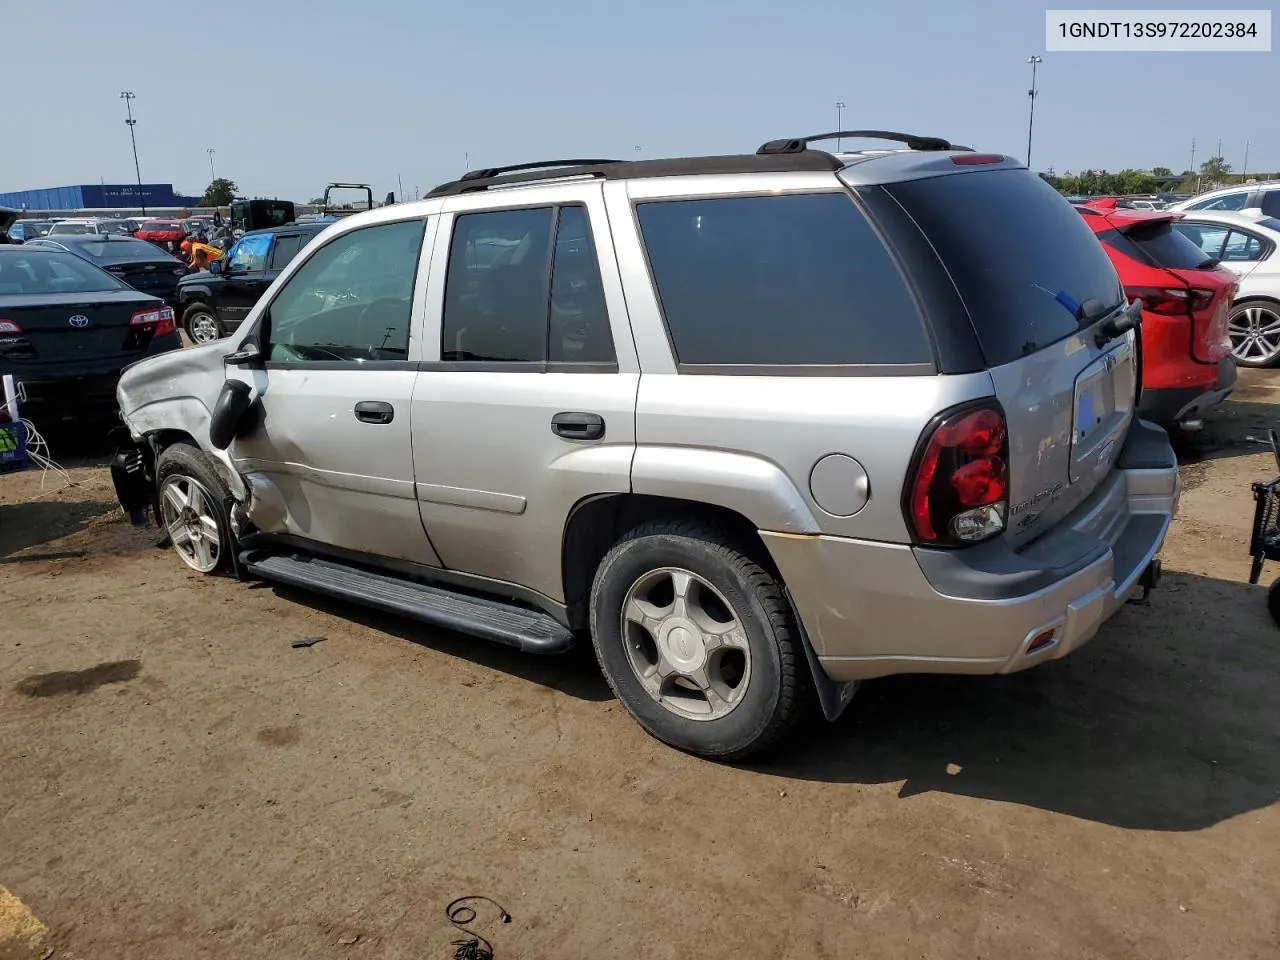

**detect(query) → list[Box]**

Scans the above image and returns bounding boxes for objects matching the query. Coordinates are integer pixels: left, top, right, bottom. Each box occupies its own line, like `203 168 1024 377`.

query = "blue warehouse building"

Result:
0 183 204 212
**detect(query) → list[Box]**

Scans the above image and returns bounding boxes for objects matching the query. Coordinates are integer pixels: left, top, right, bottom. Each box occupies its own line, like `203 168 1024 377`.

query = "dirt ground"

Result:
2 374 1278 960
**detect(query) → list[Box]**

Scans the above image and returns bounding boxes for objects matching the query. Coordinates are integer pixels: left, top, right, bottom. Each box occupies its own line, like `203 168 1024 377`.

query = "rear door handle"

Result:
354 401 395 425
551 411 605 441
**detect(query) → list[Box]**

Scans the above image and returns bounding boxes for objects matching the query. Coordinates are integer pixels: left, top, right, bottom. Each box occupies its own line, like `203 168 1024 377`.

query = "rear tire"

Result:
589 520 814 761
1268 579 1280 628
182 303 224 345
155 443 233 575
1228 301 1280 368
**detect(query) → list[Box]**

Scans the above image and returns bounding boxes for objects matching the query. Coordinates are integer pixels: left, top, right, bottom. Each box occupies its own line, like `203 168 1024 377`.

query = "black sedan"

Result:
25 235 187 307
0 246 181 426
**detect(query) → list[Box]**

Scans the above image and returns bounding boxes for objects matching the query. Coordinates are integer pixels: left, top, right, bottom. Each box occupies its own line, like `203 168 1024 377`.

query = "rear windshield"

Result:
887 169 1123 367
0 251 127 295
79 238 171 259
1105 220 1214 270
143 222 182 231
49 223 94 235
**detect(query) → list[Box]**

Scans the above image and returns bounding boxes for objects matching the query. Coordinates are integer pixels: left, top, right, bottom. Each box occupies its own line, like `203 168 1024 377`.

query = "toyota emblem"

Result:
68 315 89 327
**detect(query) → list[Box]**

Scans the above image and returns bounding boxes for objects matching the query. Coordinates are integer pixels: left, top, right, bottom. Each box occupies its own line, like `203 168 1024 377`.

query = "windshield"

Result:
886 169 1123 367
0 251 128 295
49 223 94 235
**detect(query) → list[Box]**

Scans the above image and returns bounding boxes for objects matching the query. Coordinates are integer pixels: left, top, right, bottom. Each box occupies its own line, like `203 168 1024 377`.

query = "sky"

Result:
4 0 1276 201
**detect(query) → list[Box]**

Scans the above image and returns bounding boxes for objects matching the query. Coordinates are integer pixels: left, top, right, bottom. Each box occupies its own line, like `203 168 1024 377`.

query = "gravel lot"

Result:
2 372 1278 960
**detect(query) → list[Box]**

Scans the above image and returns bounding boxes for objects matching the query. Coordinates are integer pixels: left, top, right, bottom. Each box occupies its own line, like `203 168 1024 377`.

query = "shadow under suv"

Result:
111 132 1178 760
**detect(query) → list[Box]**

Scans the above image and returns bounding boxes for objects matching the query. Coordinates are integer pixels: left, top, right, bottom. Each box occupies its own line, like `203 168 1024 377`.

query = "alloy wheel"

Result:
1229 305 1280 366
187 311 221 344
159 474 222 573
620 567 751 721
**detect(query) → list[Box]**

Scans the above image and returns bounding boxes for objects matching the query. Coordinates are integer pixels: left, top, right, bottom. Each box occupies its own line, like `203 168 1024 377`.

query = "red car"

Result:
1078 199 1237 430
134 219 187 249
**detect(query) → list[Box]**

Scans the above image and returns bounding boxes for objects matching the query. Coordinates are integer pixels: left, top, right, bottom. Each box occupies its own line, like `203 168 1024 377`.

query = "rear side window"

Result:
1262 191 1280 218
1102 221 1214 270
635 193 930 367
1188 192 1248 211
888 169 1122 367
269 234 305 269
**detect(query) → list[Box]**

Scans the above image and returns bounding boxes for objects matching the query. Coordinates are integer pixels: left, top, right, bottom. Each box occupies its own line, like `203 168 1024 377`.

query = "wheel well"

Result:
1233 295 1280 311
560 494 777 631
148 429 200 457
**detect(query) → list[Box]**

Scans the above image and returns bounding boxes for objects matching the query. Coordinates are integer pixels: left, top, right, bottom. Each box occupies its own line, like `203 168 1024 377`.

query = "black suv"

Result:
176 222 328 343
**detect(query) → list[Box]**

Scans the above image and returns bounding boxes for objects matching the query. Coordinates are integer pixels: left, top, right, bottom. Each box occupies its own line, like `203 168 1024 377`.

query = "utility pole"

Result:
206 147 216 182
1026 57 1042 169
120 91 146 216
835 101 846 152
1242 140 1251 179
1216 137 1222 161
1190 138 1196 173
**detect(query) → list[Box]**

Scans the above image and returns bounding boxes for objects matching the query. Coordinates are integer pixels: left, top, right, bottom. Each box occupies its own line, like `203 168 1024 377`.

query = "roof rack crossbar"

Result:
460 159 624 182
757 130 963 155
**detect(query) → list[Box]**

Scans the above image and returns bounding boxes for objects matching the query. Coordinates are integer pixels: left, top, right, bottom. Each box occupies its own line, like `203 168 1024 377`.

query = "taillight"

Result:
0 320 21 335
172 267 187 276
130 305 176 338
107 266 125 275
1126 285 1213 316
951 154 1005 165
906 403 1009 546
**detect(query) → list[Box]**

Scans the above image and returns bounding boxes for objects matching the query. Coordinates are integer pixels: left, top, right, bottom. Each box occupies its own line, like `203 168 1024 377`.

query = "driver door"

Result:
225 215 443 566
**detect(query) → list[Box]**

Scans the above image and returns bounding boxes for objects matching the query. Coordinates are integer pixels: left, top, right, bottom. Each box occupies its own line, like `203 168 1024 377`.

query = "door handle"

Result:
551 411 605 441
354 401 395 425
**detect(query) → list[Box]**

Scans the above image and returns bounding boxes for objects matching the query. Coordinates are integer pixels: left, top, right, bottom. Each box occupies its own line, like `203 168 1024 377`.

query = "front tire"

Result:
182 303 224 345
155 443 233 574
589 520 813 761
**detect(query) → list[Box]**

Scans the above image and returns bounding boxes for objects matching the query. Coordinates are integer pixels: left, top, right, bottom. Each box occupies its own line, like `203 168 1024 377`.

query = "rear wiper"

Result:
1094 300 1141 348
1196 258 1221 270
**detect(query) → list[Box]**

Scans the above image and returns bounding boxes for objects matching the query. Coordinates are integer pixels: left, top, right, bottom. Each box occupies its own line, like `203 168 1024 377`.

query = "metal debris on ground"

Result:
446 895 511 960
291 636 326 648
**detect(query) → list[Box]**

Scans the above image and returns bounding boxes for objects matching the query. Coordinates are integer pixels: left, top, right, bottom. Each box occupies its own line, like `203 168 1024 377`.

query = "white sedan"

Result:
1172 209 1280 367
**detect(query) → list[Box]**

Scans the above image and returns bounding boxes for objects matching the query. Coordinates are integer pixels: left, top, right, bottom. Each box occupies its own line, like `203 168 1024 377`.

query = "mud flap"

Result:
109 442 155 527
785 588 859 722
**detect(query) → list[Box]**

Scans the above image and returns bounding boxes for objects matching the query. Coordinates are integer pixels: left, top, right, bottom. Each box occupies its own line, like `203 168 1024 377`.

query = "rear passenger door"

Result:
410 183 638 604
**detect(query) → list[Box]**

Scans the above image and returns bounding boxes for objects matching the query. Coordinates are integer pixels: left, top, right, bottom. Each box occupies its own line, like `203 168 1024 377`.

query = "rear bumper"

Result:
1138 356 1236 425
765 419 1180 682
5 334 182 423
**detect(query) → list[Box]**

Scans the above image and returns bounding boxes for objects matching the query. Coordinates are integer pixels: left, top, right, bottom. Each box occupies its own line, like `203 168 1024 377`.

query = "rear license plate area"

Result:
1071 337 1136 484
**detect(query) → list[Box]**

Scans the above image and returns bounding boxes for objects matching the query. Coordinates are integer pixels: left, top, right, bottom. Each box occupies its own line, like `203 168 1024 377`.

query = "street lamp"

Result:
120 91 146 216
1025 57 1042 169
207 147 216 182
835 101 846 152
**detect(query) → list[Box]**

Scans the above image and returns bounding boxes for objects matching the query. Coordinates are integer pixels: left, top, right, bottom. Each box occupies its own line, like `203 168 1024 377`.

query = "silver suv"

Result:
111 132 1179 760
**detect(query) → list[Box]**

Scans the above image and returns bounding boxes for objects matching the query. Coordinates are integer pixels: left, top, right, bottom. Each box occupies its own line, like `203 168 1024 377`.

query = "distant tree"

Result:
1151 166 1172 177
309 197 325 205
200 178 239 206
1199 156 1231 184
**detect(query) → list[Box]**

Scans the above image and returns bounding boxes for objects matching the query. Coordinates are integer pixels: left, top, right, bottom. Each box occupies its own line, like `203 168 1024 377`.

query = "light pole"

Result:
1242 140 1251 179
207 147 216 182
120 91 146 216
835 101 846 152
1025 56 1042 169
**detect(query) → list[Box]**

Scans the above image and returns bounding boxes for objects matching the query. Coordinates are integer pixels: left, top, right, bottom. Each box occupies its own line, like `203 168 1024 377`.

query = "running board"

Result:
244 553 575 654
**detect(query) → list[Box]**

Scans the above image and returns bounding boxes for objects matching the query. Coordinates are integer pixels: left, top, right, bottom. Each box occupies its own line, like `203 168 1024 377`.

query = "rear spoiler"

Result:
1080 198 1182 230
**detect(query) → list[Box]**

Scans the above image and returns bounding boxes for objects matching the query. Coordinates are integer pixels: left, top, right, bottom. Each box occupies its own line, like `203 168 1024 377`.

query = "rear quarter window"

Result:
635 192 932 368
887 169 1122 367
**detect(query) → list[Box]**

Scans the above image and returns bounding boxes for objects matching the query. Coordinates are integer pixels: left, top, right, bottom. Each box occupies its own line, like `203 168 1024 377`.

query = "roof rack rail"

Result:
460 159 623 182
757 130 966 155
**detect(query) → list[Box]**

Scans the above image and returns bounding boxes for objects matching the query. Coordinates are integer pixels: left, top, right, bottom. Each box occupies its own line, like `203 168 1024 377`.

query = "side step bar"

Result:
244 553 575 655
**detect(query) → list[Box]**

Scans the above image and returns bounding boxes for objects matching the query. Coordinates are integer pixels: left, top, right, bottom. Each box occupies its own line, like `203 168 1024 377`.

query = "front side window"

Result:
440 205 615 365
226 234 271 273
636 192 931 366
264 219 425 363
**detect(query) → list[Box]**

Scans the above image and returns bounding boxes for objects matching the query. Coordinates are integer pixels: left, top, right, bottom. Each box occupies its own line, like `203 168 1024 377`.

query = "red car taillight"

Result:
1126 285 1213 315
0 319 22 335
130 305 176 338
907 403 1009 546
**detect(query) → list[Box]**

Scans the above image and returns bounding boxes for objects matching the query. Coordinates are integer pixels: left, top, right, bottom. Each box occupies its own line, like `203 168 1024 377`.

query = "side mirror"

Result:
208 258 223 275
209 378 258 450
222 340 261 366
